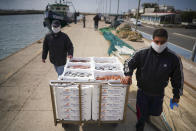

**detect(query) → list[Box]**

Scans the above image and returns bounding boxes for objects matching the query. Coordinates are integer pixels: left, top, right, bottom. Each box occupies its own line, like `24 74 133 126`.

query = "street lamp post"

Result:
109 0 111 15
106 0 108 15
117 0 120 15
135 0 141 31
156 0 159 24
191 41 196 61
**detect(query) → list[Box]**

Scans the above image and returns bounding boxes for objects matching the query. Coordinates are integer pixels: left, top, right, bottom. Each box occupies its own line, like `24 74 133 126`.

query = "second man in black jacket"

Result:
42 20 74 76
121 28 184 131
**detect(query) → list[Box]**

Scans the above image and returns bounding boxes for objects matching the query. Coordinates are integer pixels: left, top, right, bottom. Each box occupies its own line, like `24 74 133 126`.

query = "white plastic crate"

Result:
58 69 94 82
94 71 124 83
94 63 123 72
93 57 121 64
54 84 92 121
65 62 92 70
68 57 92 63
92 85 126 121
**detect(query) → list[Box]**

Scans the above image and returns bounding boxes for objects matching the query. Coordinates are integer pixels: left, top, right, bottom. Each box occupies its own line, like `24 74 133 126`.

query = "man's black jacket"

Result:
93 15 100 24
42 31 74 66
124 47 184 99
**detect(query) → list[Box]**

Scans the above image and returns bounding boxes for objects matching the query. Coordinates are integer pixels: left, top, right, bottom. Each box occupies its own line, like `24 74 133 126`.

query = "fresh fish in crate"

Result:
96 75 122 80
64 71 92 77
70 59 90 62
67 65 90 69
95 65 120 71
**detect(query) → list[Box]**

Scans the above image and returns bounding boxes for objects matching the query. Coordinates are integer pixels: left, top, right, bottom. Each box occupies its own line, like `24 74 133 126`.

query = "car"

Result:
133 20 141 26
111 18 124 28
104 16 115 24
117 18 124 23
185 24 196 29
130 18 136 22
182 21 196 29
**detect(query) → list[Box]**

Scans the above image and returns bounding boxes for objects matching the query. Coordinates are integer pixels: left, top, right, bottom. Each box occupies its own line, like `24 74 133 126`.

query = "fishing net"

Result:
99 27 135 56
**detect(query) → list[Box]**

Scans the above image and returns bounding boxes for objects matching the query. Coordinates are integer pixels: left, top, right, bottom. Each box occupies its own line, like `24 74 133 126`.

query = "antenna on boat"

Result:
66 1 76 12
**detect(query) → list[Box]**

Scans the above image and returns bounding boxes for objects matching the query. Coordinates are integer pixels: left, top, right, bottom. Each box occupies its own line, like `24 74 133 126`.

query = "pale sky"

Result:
0 0 196 13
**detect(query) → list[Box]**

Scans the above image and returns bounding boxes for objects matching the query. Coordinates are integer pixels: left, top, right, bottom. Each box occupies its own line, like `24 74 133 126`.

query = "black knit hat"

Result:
52 20 61 27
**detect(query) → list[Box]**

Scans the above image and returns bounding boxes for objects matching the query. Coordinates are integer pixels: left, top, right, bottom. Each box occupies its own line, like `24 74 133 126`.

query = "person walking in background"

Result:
93 14 100 30
121 28 184 131
74 11 77 24
83 15 86 28
42 20 74 76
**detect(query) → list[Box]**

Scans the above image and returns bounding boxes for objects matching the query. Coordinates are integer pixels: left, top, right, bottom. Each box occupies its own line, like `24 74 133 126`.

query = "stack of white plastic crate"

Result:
54 57 126 121
92 57 126 121
58 57 94 82
56 57 93 121
54 85 92 121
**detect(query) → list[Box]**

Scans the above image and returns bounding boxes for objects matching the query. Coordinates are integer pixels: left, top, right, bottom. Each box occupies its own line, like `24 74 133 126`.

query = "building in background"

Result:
140 4 181 25
141 13 180 25
159 5 175 13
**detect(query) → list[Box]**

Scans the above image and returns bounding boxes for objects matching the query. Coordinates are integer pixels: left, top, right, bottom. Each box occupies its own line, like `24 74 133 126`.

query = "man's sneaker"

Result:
136 122 144 131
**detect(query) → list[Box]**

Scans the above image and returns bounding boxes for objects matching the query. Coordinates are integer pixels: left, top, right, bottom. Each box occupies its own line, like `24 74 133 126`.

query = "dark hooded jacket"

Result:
42 31 73 66
124 47 184 99
93 15 100 24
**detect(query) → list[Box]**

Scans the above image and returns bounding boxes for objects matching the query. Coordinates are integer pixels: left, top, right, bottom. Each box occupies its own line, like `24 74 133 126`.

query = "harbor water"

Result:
0 14 48 60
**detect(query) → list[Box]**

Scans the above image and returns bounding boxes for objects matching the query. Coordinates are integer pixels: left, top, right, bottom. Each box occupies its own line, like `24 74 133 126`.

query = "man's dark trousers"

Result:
136 89 164 130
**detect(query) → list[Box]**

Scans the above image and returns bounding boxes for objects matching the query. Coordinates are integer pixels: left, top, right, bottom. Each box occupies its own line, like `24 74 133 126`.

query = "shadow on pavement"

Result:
82 123 119 131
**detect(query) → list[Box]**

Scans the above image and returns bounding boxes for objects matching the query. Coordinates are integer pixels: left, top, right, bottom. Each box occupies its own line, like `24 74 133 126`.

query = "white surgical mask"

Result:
151 41 168 53
52 26 61 33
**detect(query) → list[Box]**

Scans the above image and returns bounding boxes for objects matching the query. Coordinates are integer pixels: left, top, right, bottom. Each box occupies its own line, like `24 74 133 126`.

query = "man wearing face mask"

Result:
42 20 74 76
121 28 184 131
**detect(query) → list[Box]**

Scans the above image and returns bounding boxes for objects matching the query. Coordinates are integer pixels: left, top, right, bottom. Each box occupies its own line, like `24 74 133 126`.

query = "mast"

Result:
109 0 111 14
106 0 108 15
135 0 141 31
117 0 119 15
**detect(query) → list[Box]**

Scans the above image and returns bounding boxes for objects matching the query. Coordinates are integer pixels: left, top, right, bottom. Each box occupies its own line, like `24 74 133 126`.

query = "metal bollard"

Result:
191 41 196 62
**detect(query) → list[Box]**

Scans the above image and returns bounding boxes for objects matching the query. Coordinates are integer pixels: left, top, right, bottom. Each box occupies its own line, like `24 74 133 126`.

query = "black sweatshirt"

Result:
93 15 100 24
124 47 184 99
42 32 74 66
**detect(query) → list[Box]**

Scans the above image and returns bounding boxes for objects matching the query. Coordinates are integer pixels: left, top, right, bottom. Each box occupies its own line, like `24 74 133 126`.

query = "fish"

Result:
64 71 92 77
96 75 121 80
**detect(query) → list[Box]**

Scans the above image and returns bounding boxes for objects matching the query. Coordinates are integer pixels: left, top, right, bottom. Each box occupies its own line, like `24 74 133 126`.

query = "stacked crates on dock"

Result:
92 57 125 121
54 84 92 121
50 57 128 123
58 57 94 82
